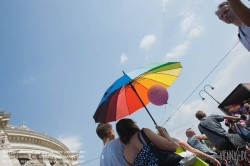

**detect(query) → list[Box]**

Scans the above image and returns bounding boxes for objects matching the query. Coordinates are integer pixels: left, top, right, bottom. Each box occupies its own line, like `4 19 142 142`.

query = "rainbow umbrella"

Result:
93 62 182 125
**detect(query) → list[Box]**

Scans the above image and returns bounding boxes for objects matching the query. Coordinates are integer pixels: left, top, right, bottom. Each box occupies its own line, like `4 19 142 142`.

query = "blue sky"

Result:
1 0 250 165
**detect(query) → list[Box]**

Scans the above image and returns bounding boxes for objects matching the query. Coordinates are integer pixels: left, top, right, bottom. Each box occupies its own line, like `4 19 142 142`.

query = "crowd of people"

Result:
96 106 250 165
95 0 250 165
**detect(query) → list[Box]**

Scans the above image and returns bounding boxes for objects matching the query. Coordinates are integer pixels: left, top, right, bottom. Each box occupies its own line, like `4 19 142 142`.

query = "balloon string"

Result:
168 103 173 107
159 103 175 126
159 103 168 124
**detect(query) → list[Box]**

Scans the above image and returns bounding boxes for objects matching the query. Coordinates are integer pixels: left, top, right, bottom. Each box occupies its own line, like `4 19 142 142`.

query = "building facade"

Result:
0 111 80 166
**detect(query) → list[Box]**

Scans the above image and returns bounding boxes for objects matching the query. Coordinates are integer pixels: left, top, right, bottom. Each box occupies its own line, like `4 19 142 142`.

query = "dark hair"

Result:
96 123 112 140
225 122 230 127
241 114 247 120
228 119 233 123
116 118 140 145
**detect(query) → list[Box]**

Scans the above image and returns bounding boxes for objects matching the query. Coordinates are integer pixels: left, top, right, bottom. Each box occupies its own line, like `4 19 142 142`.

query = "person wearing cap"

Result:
215 1 250 51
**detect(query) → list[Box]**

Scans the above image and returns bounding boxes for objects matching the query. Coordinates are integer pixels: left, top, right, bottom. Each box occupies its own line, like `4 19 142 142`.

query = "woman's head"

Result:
116 118 140 145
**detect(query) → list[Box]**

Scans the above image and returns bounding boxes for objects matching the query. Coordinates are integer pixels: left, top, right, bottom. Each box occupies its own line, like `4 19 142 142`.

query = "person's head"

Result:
195 110 206 120
116 118 140 145
225 122 230 127
96 123 115 140
244 103 250 114
215 2 239 24
185 128 196 138
244 103 250 109
241 114 247 120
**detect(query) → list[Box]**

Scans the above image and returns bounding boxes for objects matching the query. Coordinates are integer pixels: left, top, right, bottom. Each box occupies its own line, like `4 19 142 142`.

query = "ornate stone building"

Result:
0 111 80 166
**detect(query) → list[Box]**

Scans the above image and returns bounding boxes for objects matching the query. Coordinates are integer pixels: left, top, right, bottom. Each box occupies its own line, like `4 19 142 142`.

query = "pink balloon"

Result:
147 85 169 106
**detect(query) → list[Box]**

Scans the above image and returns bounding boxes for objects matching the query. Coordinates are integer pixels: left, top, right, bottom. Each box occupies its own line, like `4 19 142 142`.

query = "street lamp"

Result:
199 91 205 100
199 85 221 105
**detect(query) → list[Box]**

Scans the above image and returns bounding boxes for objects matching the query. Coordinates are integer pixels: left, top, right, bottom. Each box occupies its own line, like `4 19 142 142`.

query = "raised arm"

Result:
227 0 250 26
144 128 176 152
195 135 209 140
224 115 240 121
176 138 221 166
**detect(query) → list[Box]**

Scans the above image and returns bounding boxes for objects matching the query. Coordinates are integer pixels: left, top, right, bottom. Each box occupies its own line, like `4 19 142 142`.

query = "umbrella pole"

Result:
128 81 158 126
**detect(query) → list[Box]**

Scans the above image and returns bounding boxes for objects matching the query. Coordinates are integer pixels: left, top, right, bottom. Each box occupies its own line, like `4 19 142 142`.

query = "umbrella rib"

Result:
133 77 173 87
134 71 150 80
131 64 170 78
124 86 132 115
153 73 180 77
112 85 127 95
134 70 181 81
132 82 151 91
134 73 179 82
101 87 127 122
106 91 116 123
139 63 181 75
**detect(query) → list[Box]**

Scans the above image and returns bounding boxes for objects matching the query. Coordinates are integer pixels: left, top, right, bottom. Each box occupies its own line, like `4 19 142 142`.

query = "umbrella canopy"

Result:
93 62 182 124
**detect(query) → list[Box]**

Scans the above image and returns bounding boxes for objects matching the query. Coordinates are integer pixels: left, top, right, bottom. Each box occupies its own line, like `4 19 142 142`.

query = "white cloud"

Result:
165 41 190 59
180 12 196 31
188 25 204 38
120 53 128 64
211 44 250 96
163 0 204 18
22 77 35 84
162 0 169 12
167 100 211 139
166 44 250 140
139 35 156 50
179 12 204 39
57 135 83 151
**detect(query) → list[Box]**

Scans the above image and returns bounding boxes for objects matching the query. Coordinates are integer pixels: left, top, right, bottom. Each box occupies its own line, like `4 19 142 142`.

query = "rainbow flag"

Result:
228 104 241 113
